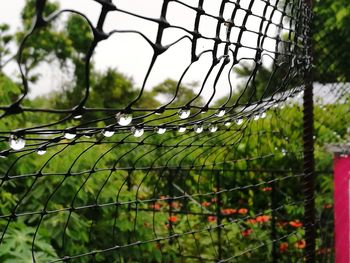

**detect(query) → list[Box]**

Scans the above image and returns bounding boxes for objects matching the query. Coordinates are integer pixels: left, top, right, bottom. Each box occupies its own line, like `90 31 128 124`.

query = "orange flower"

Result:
221 208 237 215
289 220 303 228
279 242 288 253
294 240 306 249
168 215 177 223
207 216 217 222
169 202 180 209
201 201 211 207
256 215 270 223
246 218 257 224
241 229 253 237
150 203 161 210
262 187 272 192
238 208 248 215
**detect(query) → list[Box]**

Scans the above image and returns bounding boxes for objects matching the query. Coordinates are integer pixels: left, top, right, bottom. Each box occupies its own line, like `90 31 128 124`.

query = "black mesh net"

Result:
0 0 319 262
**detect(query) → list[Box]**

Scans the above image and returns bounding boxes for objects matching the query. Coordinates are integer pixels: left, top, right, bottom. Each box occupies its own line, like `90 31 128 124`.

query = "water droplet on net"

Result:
37 149 47 155
224 121 231 127
156 127 166 134
102 130 114 137
132 127 144 137
260 112 266 119
178 126 187 133
73 115 83 120
64 132 76 140
178 108 190 119
216 109 226 117
193 124 203 134
209 124 218 133
116 113 132 126
9 135 26 150
236 118 243 125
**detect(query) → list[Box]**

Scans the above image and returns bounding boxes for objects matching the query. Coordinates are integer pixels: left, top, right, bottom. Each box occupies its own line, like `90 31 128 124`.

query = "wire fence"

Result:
0 0 346 262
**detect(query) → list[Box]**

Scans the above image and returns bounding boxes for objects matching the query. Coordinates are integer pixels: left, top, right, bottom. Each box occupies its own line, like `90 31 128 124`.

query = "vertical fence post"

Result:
271 173 277 263
303 0 315 262
216 171 222 261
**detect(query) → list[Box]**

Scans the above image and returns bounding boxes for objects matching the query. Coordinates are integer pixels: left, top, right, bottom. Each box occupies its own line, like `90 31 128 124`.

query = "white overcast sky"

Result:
0 0 282 103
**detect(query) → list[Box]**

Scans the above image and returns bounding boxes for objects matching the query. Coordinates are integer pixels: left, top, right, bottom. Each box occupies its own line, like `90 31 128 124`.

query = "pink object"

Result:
334 154 350 263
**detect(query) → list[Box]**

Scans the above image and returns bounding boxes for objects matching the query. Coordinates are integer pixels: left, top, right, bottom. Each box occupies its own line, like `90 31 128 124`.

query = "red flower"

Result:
201 201 211 207
221 208 237 215
238 208 248 215
256 215 270 223
207 216 217 222
150 203 161 210
241 229 253 237
168 215 177 223
262 187 272 192
294 240 306 249
246 218 257 224
279 242 288 253
289 220 303 228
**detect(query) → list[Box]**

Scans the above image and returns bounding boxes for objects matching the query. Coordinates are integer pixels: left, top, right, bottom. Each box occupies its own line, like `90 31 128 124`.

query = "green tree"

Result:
313 0 350 82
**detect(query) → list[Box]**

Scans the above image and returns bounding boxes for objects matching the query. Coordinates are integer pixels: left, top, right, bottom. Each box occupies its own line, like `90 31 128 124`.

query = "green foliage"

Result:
0 222 57 263
313 0 350 82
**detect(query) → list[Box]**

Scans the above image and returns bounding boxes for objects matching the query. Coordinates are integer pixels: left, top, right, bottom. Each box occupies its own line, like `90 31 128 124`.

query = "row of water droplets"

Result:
7 108 267 153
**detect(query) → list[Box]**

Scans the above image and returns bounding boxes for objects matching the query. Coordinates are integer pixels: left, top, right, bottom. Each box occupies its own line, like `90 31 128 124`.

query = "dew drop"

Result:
178 126 187 133
9 135 26 150
253 114 260 121
64 132 76 140
209 124 218 133
132 127 144 137
260 112 267 119
102 130 114 137
200 108 208 114
37 149 47 155
224 121 231 127
116 113 133 126
194 124 203 134
73 115 83 120
156 127 166 134
216 109 226 117
236 118 243 125
178 108 190 119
